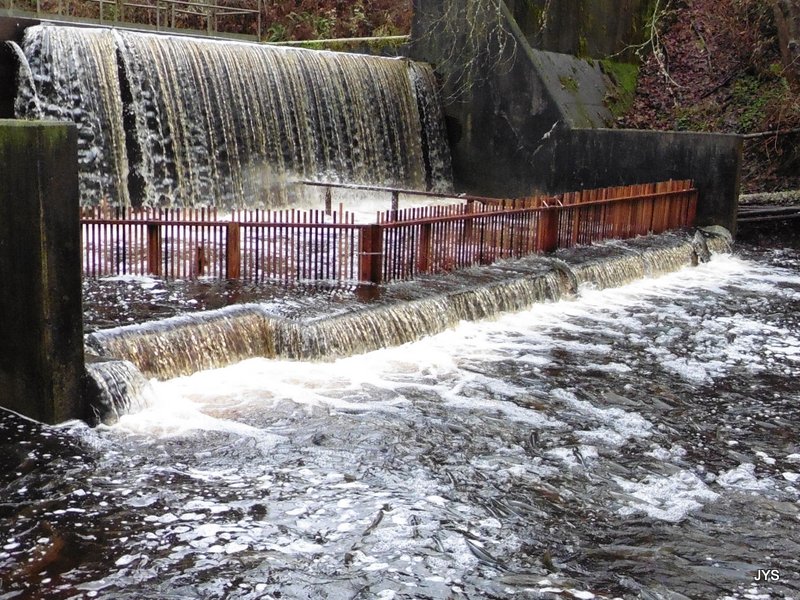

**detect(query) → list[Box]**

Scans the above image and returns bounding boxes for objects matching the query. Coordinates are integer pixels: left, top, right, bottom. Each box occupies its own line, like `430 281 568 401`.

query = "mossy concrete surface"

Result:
0 120 86 424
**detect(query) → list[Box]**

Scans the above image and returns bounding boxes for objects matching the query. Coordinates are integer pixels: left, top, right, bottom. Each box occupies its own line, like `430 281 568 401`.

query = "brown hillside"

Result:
619 0 800 193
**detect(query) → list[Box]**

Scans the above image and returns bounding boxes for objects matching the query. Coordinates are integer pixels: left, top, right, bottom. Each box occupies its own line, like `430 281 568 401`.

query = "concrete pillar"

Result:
0 120 86 423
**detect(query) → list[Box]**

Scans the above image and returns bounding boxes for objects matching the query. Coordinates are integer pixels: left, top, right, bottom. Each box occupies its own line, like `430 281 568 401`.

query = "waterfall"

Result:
85 231 731 423
84 358 158 424
85 272 570 382
85 305 282 380
16 25 453 208
563 231 731 291
14 27 130 206
6 41 41 118
409 61 453 192
290 273 566 360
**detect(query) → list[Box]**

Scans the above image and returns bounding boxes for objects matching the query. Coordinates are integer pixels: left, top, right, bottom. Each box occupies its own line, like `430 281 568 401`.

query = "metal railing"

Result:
80 180 698 285
80 206 361 282
2 0 262 40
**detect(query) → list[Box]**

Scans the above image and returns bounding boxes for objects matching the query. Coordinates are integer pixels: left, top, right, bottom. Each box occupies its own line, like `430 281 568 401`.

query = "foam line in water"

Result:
85 230 731 422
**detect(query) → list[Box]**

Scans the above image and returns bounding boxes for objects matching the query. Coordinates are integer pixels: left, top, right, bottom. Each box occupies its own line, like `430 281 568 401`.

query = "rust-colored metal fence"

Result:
80 180 697 285
372 180 698 282
81 206 361 282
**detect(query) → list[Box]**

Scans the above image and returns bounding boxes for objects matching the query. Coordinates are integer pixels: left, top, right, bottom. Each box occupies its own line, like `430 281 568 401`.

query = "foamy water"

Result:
2 249 799 599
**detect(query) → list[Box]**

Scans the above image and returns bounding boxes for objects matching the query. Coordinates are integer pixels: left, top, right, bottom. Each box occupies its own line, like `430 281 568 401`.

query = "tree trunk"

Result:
773 0 800 82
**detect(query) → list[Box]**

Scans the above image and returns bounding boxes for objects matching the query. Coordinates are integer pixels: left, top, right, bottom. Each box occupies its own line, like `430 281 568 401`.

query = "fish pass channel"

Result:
1 246 800 599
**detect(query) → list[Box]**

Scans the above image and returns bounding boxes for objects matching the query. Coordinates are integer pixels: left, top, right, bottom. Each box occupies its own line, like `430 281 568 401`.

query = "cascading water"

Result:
4 244 800 600
13 27 130 206
85 304 283 380
84 358 158 425
84 231 730 422
409 61 452 192
15 25 453 208
568 241 699 290
6 41 41 118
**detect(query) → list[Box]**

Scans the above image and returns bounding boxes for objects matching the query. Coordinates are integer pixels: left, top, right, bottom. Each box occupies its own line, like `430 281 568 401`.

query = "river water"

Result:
2 246 799 599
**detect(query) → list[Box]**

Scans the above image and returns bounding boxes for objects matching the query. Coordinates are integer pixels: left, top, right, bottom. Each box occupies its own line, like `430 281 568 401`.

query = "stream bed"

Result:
1 246 799 599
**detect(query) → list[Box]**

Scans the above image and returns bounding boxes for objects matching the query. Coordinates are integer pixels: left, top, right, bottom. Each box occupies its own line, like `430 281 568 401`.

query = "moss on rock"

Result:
600 60 639 117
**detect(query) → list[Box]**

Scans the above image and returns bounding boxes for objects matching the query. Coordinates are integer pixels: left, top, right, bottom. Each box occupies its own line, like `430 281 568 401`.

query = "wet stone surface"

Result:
2 245 800 599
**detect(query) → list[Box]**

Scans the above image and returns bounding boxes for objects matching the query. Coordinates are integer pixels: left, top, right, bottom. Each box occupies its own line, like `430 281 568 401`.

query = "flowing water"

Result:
83 233 718 383
10 27 130 206
14 25 452 208
2 245 799 599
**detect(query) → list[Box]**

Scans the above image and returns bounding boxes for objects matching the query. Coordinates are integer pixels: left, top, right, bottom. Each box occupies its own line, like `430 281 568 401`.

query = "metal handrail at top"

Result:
297 179 512 206
297 179 696 210
2 0 263 40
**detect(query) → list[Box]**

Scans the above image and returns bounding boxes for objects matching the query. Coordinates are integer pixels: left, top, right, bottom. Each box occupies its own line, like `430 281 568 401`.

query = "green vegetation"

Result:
257 0 412 41
732 74 792 133
559 75 580 93
600 60 639 117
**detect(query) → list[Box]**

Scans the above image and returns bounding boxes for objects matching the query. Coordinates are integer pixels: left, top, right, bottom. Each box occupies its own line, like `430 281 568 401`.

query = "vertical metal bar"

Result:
536 209 559 253
687 188 698 227
258 0 263 41
359 224 383 285
226 222 241 279
418 223 432 274
147 222 161 276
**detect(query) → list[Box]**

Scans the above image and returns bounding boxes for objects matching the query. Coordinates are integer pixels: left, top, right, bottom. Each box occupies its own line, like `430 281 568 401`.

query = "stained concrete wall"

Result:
548 129 742 229
409 0 742 233
505 0 654 60
0 120 86 423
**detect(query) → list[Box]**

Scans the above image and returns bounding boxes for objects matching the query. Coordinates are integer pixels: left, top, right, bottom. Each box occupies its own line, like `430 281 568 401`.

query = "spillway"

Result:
14 25 452 208
84 230 730 422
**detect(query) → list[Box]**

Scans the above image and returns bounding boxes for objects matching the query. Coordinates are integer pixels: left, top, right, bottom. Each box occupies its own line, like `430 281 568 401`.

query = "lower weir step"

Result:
84 229 729 423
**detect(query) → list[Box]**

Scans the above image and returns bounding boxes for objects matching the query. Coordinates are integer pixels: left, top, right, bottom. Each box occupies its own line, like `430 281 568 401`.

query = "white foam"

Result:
551 389 653 444
547 446 598 469
717 464 773 492
657 356 713 385
645 444 687 462
614 470 720 523
755 451 776 466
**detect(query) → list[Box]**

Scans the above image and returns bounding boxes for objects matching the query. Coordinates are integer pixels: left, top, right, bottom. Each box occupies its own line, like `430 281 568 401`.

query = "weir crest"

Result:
85 231 731 424
14 25 453 208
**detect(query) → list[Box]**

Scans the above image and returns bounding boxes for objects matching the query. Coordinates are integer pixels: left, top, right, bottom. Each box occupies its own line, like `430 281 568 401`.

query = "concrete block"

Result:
0 119 86 423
